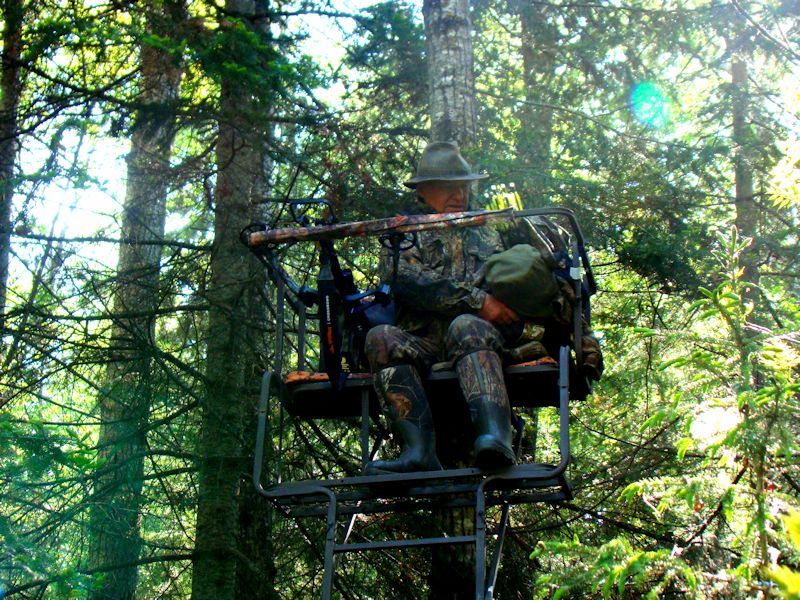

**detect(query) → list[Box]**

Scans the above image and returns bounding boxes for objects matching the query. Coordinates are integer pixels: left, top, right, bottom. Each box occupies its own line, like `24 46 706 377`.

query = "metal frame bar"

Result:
360 388 370 467
485 502 511 598
475 477 490 599
321 487 337 600
514 207 595 295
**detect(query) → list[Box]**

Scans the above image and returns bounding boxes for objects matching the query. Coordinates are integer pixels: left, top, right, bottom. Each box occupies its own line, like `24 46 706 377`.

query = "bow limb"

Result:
245 208 515 247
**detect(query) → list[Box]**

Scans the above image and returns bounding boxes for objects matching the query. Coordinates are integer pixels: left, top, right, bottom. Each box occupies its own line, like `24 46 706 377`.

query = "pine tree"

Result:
190 1 276 597
0 0 23 337
86 2 187 597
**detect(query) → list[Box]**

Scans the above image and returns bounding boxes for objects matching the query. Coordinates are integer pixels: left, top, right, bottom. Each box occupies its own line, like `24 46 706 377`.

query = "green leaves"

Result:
640 409 667 432
633 326 657 338
621 481 644 502
770 566 800 599
769 512 800 599
533 536 699 599
675 437 693 461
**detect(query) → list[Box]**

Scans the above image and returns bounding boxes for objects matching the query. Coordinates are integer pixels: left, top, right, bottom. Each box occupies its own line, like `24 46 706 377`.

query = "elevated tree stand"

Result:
244 207 597 599
254 348 579 600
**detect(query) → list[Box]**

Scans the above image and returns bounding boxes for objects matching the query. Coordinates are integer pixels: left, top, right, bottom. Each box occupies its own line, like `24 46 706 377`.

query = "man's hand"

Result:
479 294 520 325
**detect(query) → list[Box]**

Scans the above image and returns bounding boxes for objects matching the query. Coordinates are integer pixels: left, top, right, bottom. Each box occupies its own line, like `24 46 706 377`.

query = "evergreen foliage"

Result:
0 0 798 597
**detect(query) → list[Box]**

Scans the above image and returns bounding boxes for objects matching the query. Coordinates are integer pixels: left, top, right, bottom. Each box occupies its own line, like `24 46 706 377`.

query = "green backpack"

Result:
485 243 560 319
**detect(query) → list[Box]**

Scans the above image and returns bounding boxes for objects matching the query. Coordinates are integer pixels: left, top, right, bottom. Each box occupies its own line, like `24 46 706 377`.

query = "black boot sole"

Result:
364 459 443 476
474 436 516 470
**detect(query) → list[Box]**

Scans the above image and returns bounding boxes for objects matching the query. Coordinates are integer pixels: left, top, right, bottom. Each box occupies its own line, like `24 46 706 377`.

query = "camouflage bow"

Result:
244 208 516 247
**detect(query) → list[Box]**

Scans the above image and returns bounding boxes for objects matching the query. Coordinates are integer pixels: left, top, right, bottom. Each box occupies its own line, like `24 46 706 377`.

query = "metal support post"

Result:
360 388 370 468
558 346 570 470
320 487 338 600
475 477 491 600
484 502 510 599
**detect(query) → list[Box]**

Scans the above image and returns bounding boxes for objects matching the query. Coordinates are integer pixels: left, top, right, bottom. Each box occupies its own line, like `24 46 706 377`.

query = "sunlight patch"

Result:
630 82 671 128
691 404 739 445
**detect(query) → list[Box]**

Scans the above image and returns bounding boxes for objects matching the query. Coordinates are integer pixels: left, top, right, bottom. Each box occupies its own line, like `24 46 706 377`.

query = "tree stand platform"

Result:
253 347 576 600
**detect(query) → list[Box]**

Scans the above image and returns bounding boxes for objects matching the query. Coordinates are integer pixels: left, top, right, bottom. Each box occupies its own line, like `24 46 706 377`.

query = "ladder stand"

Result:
248 207 596 599
254 349 575 600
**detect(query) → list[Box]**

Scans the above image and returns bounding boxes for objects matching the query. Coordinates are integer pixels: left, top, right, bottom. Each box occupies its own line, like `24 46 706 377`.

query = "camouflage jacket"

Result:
382 215 505 336
378 210 604 380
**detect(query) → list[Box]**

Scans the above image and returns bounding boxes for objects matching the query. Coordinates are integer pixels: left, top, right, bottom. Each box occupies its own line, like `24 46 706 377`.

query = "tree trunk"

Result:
732 56 759 294
234 67 275 600
86 3 185 598
423 0 478 147
422 1 479 596
515 1 556 205
235 371 278 600
190 2 274 598
0 0 23 335
731 51 771 568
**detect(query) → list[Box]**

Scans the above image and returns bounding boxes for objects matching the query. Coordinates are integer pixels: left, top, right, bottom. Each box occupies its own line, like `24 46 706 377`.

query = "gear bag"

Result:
485 244 560 319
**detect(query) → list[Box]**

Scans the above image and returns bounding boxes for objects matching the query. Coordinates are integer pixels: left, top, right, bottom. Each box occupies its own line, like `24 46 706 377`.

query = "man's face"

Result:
416 180 470 214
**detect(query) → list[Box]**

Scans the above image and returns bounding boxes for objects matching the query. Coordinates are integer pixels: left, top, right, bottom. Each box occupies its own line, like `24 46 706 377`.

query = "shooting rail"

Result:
244 208 515 246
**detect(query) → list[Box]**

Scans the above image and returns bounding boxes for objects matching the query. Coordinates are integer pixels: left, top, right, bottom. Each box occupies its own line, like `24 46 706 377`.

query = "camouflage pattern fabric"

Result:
581 332 604 381
365 314 505 374
372 364 436 433
246 208 514 246
499 217 604 380
384 222 505 338
365 316 509 432
366 218 511 415
367 215 604 419
553 275 604 380
456 349 513 426
365 324 442 373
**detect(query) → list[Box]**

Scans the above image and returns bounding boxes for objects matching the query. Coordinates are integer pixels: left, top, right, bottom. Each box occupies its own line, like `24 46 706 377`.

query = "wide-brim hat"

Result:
403 141 489 189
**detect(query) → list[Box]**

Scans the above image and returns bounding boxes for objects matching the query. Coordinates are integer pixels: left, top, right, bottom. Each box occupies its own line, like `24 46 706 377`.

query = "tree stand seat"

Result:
280 355 569 419
247 208 599 599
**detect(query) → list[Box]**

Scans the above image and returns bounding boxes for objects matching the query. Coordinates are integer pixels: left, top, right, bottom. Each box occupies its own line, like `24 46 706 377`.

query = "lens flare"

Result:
630 82 670 128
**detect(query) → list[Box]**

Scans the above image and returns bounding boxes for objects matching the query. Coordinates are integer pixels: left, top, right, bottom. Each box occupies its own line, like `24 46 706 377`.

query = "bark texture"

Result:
516 1 556 204
190 1 273 598
87 3 185 598
732 56 759 293
423 0 478 147
0 0 23 334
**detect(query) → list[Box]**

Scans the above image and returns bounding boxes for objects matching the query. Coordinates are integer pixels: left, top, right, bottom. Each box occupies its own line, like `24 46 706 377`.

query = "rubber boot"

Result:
456 350 516 469
364 365 442 475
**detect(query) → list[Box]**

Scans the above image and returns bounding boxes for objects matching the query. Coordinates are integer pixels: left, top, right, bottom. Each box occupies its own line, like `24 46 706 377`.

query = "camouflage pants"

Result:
364 315 509 422
365 314 506 372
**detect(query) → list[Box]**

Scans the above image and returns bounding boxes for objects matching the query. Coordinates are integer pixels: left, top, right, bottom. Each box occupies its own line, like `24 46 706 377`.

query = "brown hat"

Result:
403 141 489 189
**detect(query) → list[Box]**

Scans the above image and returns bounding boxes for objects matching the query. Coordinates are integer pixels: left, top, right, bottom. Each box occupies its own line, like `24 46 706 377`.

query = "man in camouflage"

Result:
364 141 521 474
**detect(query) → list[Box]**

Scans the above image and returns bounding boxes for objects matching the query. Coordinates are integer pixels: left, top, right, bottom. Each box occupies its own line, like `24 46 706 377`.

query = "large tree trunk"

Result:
190 2 274 598
423 0 478 147
515 0 557 205
190 69 253 600
0 0 23 335
86 3 185 598
234 369 278 600
234 65 276 600
422 1 479 597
